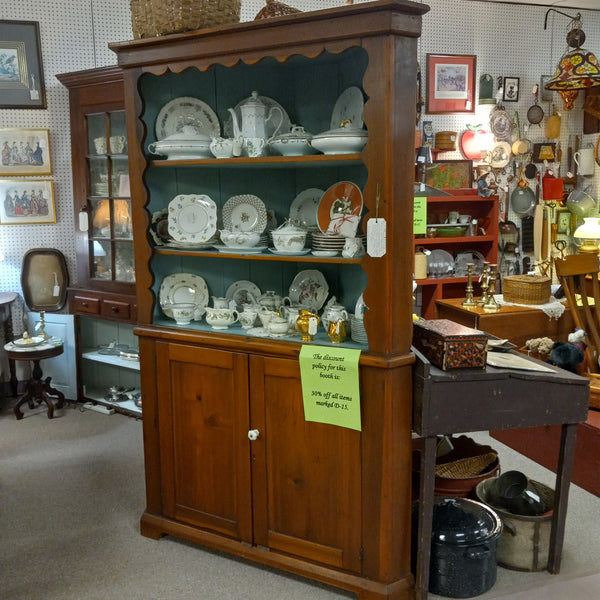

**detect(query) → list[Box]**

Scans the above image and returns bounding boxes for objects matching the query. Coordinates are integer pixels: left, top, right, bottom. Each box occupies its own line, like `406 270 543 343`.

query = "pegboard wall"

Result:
0 0 599 338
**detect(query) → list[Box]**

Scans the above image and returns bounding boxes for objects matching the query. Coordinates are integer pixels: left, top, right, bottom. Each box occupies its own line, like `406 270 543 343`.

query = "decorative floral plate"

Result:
155 97 220 140
330 86 365 129
225 280 262 310
288 269 329 312
222 194 267 233
289 188 323 230
159 273 209 319
167 194 217 243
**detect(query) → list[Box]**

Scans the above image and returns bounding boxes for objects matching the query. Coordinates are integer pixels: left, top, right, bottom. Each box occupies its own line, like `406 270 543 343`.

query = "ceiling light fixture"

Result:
544 9 600 111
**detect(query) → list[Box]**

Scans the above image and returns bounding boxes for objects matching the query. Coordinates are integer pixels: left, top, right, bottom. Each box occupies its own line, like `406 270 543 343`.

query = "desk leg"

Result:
8 357 17 396
548 423 577 574
416 435 437 600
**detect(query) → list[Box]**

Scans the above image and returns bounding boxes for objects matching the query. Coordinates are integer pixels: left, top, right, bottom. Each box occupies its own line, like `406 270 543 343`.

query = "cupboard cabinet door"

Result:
249 355 362 573
156 342 252 542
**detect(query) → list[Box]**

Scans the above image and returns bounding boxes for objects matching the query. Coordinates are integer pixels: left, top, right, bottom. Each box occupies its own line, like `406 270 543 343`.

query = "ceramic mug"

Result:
574 148 595 176
93 137 107 154
448 211 460 224
458 214 471 224
110 135 127 154
245 137 266 158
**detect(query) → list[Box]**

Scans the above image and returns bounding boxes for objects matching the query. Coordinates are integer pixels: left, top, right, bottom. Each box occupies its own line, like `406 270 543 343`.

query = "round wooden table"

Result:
5 342 65 420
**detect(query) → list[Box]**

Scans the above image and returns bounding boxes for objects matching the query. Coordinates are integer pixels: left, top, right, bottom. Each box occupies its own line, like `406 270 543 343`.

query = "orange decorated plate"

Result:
317 181 363 233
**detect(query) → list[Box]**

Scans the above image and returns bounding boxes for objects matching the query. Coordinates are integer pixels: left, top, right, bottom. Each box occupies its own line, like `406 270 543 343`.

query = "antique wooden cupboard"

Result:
110 2 428 598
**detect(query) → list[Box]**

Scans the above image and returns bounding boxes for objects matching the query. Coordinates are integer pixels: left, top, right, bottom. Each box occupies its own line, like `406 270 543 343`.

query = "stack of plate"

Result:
311 232 346 253
350 315 368 345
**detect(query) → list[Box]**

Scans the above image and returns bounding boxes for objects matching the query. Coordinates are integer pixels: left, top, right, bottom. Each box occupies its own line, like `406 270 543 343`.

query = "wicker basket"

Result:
130 0 241 39
503 274 551 305
435 131 457 151
254 0 301 19
435 452 498 479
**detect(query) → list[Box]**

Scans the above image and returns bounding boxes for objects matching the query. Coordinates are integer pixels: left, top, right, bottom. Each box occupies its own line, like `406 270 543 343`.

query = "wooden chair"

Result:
555 253 600 409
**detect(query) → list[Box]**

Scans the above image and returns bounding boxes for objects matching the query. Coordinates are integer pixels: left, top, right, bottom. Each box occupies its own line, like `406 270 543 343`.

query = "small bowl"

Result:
272 230 307 252
268 126 317 157
219 229 261 248
168 302 196 325
311 122 368 155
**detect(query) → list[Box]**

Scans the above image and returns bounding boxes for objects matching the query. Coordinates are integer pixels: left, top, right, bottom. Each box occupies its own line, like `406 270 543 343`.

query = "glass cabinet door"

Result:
86 111 134 284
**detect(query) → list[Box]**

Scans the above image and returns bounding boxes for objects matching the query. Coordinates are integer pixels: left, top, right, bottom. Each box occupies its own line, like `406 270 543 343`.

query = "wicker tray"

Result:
130 0 241 38
503 274 551 305
435 451 499 479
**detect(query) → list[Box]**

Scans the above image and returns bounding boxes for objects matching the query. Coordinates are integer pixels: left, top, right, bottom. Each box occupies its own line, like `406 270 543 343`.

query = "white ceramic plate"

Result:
224 95 292 140
226 280 262 309
311 250 338 257
289 188 323 229
13 335 46 347
168 194 217 243
222 194 267 233
159 273 209 319
214 245 268 255
155 97 220 140
268 248 311 256
330 86 365 129
288 269 329 311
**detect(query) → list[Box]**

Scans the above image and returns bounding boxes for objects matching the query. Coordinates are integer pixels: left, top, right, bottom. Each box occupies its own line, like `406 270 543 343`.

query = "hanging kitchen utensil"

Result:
511 112 532 157
546 105 561 139
527 85 544 127
510 170 536 216
521 215 535 252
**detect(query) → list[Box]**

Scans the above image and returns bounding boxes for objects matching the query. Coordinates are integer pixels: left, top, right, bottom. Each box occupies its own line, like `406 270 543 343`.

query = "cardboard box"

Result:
413 319 488 370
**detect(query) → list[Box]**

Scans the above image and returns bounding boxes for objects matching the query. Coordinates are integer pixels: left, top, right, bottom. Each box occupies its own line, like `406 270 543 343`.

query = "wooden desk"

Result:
412 347 589 600
435 297 576 349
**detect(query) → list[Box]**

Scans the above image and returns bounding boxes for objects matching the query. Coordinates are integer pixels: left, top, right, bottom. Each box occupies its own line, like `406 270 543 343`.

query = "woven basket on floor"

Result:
435 451 499 479
130 0 241 39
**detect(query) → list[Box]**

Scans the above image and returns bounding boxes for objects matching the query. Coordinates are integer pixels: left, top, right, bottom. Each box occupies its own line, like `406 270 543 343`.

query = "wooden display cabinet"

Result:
414 189 499 319
57 66 141 416
111 2 428 598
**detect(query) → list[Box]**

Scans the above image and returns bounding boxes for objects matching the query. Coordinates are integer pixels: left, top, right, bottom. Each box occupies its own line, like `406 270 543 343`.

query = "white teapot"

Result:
321 297 349 331
257 290 282 311
228 91 284 145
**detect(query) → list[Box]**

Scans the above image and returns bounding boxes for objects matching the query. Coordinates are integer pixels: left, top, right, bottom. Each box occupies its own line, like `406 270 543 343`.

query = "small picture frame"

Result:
503 77 520 102
0 128 52 176
532 142 557 163
0 20 46 109
426 54 476 114
425 159 473 190
556 209 573 235
0 179 56 224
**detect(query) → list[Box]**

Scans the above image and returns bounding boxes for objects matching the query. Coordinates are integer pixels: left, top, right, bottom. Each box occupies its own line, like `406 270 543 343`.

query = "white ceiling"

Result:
481 1 599 11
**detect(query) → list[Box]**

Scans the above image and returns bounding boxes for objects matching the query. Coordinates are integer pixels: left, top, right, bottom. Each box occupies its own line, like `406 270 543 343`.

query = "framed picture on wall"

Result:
0 128 52 175
0 179 55 224
556 209 574 235
425 159 473 190
0 20 47 109
503 77 520 102
425 54 476 114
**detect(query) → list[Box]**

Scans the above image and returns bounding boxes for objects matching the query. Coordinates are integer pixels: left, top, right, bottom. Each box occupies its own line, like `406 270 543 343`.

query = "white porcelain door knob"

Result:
248 429 260 441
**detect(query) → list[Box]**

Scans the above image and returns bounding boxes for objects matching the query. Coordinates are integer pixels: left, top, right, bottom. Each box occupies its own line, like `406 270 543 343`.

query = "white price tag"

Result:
308 316 318 336
367 218 386 257
30 90 40 100
79 211 89 231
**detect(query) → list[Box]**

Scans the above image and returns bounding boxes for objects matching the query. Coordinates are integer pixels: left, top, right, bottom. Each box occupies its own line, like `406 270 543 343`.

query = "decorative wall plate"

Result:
225 280 261 309
288 269 329 311
317 181 363 233
222 194 267 233
167 194 217 243
155 97 220 140
159 273 209 318
330 86 364 129
289 188 323 229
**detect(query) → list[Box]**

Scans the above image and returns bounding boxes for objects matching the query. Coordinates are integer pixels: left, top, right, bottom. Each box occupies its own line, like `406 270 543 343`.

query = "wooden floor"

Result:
491 409 600 497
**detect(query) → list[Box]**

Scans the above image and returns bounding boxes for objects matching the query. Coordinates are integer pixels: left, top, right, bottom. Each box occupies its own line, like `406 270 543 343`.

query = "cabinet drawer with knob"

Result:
69 288 137 324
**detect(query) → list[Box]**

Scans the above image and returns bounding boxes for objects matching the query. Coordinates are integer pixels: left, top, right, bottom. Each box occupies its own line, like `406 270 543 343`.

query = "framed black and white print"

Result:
0 20 46 109
502 77 520 103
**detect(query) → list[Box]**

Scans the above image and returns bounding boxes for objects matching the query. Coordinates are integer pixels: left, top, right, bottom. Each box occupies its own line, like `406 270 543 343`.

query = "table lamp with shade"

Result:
573 217 600 254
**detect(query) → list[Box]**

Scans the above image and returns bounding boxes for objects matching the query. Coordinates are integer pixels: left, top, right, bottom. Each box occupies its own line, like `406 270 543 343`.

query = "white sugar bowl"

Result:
268 125 317 157
219 229 260 248
271 221 307 253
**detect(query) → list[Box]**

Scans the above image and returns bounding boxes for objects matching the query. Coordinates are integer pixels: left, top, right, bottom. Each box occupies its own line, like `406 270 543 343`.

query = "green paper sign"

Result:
413 196 427 235
299 345 362 431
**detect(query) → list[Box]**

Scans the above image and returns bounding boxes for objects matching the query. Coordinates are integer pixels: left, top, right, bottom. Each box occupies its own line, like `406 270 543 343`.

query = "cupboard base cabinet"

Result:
137 327 415 600
111 2 428 598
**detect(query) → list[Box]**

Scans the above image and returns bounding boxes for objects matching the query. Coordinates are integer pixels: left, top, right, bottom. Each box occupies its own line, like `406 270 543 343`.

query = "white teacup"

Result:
205 307 239 329
258 308 276 328
239 310 258 329
110 135 127 154
458 214 471 224
170 302 195 325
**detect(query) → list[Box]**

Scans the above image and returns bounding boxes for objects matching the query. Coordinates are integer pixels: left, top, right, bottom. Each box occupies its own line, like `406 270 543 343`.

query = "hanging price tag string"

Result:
367 183 387 257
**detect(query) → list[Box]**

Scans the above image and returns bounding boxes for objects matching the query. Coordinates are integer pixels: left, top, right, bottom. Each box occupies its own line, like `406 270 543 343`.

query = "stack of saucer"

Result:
350 315 368 345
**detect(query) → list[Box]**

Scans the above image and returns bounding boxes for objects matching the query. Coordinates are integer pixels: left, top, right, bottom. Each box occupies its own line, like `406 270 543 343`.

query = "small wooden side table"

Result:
4 342 65 420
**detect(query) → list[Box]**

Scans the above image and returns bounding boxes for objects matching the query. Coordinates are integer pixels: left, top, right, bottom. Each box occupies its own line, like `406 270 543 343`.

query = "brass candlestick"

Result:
478 262 491 306
462 263 477 307
483 265 500 312
38 310 51 339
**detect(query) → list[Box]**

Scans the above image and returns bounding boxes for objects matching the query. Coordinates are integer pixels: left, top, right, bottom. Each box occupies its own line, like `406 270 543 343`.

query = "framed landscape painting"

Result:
0 128 52 175
0 179 55 224
0 20 46 109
